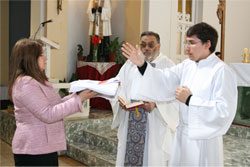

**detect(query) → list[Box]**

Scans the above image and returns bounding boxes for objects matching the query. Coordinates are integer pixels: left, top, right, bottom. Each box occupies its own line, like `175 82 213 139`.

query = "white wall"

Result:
225 0 250 63
202 0 221 53
144 0 174 59
67 0 89 81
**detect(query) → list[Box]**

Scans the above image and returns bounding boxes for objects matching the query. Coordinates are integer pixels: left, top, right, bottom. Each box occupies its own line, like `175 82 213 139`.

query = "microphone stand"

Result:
33 23 43 40
33 20 53 40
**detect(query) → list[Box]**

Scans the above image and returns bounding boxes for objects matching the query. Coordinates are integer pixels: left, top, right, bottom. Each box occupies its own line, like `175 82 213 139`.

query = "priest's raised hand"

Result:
121 42 145 67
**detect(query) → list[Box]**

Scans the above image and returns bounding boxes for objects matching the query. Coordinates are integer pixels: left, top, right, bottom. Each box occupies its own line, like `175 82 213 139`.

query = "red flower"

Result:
91 35 101 46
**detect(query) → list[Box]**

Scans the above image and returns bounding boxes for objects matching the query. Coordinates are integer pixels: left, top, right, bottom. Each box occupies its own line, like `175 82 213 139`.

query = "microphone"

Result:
33 19 53 39
41 19 53 27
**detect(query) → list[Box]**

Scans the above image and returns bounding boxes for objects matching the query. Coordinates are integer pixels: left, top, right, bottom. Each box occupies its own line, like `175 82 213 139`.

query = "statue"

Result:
242 48 250 63
217 0 224 24
87 0 112 62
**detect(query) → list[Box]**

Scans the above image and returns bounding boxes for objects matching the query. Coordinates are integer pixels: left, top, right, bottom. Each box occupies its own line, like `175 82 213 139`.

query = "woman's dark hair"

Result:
8 38 48 99
140 31 160 44
186 22 218 53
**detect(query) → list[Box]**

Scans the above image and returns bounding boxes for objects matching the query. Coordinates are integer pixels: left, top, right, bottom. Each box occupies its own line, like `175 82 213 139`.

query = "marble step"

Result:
65 117 118 165
67 142 116 166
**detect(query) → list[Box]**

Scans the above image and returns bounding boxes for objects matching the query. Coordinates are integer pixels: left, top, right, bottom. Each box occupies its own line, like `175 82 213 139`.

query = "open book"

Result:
118 96 144 110
69 77 120 99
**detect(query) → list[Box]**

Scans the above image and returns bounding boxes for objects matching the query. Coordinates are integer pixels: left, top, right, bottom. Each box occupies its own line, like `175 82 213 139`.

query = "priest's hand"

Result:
143 102 156 112
121 42 145 67
175 86 192 103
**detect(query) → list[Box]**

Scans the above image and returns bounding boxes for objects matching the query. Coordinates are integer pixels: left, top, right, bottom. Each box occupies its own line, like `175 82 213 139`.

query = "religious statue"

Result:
242 48 250 63
87 0 112 62
217 0 225 24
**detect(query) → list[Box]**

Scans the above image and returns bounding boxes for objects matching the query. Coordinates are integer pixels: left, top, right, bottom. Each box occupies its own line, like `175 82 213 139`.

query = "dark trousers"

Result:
14 152 58 166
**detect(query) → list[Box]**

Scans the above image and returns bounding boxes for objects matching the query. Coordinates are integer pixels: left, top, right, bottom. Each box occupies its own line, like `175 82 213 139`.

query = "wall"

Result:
0 1 9 87
67 0 89 81
124 0 142 45
202 0 221 57
225 0 250 63
144 0 175 60
30 0 45 38
46 0 68 81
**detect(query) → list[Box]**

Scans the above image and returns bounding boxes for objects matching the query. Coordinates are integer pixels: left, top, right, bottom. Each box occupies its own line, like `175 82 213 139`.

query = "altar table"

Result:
230 63 250 126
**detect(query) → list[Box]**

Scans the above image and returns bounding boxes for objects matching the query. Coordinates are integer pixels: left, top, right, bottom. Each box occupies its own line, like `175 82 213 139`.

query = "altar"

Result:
76 61 122 110
230 63 250 126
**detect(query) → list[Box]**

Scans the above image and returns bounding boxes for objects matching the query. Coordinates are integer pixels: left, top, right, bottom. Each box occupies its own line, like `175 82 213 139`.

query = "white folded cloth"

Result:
69 77 120 99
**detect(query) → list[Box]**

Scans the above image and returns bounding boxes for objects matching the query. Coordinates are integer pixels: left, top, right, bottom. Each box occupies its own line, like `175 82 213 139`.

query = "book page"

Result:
118 96 144 109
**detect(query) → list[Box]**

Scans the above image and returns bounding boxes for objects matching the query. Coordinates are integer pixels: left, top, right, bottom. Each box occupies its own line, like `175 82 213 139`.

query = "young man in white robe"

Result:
121 22 238 166
110 31 179 166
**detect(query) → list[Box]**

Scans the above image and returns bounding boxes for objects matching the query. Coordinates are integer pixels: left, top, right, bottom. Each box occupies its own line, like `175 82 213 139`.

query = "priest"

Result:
110 31 179 166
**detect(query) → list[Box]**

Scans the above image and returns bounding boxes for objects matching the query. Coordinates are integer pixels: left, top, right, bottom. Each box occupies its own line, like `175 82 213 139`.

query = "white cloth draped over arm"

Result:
188 65 238 139
155 101 179 155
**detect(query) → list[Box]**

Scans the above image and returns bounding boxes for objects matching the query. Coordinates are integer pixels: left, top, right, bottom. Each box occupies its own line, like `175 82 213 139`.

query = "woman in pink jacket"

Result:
8 38 97 166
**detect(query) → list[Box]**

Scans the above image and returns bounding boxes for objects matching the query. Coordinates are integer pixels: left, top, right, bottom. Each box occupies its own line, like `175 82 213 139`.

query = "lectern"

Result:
40 36 60 78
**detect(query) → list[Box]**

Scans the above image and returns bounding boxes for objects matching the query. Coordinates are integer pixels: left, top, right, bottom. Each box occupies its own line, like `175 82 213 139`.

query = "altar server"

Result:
121 22 238 166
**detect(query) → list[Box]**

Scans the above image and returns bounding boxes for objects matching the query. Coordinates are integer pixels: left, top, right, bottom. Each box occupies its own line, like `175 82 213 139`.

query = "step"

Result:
67 142 116 166
65 116 117 165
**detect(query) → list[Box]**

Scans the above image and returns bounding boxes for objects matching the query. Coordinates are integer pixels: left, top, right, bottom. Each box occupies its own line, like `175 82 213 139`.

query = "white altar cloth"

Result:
230 63 250 87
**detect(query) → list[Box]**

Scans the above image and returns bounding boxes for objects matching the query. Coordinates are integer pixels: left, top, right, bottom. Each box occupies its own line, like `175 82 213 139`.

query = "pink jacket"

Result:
12 76 82 155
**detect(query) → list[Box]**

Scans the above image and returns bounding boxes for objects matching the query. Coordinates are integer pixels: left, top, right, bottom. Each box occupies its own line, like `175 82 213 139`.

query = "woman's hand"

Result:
121 42 145 67
78 89 98 102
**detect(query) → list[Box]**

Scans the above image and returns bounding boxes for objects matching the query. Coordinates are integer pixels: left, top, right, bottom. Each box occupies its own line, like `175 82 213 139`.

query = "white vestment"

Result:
136 53 238 166
87 0 112 36
111 53 179 166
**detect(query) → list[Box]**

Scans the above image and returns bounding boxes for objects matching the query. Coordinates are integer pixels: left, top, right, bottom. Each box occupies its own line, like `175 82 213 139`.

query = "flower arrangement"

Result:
91 35 101 62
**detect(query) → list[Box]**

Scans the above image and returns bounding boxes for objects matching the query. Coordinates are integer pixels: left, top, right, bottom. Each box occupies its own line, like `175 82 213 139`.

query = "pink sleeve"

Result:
16 81 82 123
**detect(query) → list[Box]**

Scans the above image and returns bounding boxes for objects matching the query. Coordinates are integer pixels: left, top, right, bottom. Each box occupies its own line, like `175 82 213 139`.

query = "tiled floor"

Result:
0 139 86 166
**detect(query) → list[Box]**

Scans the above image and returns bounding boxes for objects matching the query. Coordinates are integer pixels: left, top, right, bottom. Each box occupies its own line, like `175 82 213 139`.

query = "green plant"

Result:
108 37 126 64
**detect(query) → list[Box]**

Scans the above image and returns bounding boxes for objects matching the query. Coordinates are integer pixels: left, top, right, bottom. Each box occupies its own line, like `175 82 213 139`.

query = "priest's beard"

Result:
144 50 160 62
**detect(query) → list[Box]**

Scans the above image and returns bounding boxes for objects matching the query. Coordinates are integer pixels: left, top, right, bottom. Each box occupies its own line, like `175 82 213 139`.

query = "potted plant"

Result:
108 37 126 64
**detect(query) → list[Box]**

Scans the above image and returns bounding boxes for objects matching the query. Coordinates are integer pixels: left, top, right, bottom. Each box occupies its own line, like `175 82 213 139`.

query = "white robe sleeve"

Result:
137 63 180 102
188 66 238 139
110 61 132 129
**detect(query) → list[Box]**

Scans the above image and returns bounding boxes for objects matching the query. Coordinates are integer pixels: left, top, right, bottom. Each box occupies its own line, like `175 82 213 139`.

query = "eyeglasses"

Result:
140 42 157 49
184 40 202 47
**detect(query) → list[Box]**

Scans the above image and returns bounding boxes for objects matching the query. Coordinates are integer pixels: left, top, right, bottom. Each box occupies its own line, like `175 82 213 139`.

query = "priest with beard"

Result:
110 31 179 166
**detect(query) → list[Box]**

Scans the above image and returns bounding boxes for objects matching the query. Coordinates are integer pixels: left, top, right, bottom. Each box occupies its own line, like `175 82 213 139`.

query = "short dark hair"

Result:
140 31 160 44
186 22 218 53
